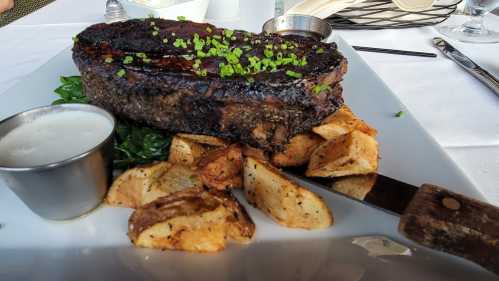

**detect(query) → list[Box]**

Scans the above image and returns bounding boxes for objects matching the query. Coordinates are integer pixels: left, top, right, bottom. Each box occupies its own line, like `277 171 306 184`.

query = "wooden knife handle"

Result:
399 184 499 275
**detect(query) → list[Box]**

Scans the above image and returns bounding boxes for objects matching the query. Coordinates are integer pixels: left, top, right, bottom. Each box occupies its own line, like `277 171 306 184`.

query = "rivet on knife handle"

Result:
399 184 499 275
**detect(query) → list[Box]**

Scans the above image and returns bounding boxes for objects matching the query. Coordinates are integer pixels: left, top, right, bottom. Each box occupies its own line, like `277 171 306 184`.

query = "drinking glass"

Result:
436 0 499 43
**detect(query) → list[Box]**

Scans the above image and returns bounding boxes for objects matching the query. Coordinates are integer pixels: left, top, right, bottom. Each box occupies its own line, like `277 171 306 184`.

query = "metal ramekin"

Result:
262 14 332 41
0 104 115 220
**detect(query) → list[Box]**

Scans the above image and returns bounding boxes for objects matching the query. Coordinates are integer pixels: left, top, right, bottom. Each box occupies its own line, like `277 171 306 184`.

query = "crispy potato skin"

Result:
306 131 378 178
128 189 255 252
271 133 324 167
243 157 333 229
198 144 243 190
168 136 208 166
106 162 172 208
106 162 202 208
312 105 377 140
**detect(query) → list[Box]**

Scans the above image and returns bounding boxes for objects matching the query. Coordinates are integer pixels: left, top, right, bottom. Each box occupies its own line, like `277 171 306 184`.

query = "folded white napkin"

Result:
286 0 435 19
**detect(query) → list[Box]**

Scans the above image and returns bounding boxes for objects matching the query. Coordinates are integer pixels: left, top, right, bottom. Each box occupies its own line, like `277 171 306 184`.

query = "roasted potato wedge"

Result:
243 157 333 229
106 162 170 208
198 144 243 190
142 164 203 205
168 136 207 166
271 133 324 167
242 144 269 162
331 174 378 200
128 189 255 252
176 133 229 147
312 105 377 140
107 162 202 208
306 131 379 178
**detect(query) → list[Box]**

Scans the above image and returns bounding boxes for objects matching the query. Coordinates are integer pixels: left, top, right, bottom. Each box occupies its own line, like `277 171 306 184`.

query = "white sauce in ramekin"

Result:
0 111 113 167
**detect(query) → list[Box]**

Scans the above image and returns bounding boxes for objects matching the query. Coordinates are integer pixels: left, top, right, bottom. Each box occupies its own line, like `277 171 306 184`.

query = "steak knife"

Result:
285 170 499 275
433 37 499 97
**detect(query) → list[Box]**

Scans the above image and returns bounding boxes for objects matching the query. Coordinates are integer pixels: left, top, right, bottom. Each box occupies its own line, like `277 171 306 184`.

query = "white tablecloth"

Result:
1 0 498 204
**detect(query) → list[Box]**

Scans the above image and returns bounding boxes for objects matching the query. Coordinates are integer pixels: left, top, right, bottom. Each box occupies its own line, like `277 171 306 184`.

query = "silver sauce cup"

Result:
0 104 115 220
262 14 332 41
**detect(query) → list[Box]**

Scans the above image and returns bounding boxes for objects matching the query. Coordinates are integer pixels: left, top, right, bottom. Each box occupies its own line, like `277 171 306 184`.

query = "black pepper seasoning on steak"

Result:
72 18 347 152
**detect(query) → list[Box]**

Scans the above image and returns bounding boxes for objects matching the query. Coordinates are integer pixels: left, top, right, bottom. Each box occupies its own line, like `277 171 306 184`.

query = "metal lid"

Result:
262 14 332 41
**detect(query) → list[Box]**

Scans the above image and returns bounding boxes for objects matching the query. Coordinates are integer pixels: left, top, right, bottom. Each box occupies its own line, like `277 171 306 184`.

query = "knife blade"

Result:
284 169 499 275
433 37 499 97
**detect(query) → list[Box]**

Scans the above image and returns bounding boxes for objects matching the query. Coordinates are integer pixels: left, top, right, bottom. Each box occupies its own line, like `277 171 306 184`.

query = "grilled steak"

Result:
73 19 347 151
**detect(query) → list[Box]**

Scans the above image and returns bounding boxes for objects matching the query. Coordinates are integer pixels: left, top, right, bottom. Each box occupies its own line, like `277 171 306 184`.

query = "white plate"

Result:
0 35 496 281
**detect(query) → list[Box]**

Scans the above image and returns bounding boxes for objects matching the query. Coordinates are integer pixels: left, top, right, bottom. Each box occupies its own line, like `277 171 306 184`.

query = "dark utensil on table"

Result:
433 37 499 97
352 45 437 57
285 169 499 275
262 15 436 58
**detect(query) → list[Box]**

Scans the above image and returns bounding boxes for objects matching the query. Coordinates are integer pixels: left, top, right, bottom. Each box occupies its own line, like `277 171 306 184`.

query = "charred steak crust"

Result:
73 19 347 151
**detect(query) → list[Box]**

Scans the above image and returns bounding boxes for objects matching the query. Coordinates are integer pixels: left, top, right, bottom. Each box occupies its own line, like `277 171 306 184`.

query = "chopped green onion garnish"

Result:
150 21 155 26
117 69 126 77
72 36 79 42
312 83 332 94
177 16 186 21
193 59 202 69
163 38 168 43
316 48 324 54
193 33 205 51
207 47 217 56
395 111 405 118
233 63 246 75
197 50 207 58
233 47 243 57
152 31 159 36
286 70 302 78
261 58 277 72
173 38 187 48
104 57 113 63
299 56 307 66
196 69 208 77
225 52 239 64
206 26 213 33
223 29 234 38
123 56 134 64
248 56 261 72
136 52 147 58
264 49 273 58
219 63 234 78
